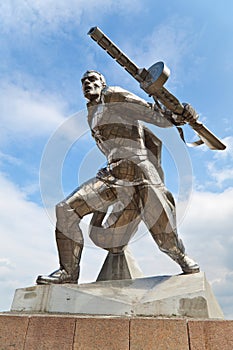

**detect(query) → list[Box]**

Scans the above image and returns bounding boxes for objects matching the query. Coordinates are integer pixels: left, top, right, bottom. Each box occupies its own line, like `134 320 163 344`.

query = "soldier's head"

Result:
81 70 106 102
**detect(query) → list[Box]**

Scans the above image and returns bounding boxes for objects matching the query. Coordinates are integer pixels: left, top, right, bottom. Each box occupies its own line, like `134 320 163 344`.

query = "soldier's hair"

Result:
81 70 107 87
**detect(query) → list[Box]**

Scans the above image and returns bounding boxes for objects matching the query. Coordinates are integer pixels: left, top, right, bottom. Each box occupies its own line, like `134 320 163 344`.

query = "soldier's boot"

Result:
36 230 83 284
154 232 200 274
36 200 84 284
175 254 200 274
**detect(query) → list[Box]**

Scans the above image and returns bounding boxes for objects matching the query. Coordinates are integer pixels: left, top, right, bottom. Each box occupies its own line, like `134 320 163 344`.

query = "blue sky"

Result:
0 1 233 318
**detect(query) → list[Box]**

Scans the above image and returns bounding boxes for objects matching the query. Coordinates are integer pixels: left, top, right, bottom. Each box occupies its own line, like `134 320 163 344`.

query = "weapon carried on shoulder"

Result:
88 26 226 151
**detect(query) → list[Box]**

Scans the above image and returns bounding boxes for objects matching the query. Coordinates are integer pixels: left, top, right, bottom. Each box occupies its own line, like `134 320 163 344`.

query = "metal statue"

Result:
37 70 201 284
37 28 225 285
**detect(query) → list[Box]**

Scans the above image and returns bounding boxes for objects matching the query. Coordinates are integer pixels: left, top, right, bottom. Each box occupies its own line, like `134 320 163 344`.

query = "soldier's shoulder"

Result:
103 86 147 104
103 86 130 102
104 86 130 94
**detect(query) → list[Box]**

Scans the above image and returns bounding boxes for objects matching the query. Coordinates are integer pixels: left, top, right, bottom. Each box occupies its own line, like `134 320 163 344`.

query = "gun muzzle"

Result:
88 27 145 82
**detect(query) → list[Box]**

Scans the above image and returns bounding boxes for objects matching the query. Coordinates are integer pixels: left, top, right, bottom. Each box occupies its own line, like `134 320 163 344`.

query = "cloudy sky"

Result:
0 0 233 318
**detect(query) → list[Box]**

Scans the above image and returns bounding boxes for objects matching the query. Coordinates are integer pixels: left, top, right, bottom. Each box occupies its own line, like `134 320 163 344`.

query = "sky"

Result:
0 0 233 318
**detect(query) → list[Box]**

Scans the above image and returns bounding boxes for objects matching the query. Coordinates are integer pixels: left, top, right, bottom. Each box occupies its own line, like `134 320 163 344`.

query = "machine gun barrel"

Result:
88 27 146 82
88 27 184 114
88 27 226 150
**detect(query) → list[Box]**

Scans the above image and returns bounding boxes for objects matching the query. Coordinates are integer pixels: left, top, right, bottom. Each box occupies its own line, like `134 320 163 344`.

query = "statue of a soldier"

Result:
37 70 200 285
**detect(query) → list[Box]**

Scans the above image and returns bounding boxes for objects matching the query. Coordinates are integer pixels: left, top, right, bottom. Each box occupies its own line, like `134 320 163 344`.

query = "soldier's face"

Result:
81 72 103 101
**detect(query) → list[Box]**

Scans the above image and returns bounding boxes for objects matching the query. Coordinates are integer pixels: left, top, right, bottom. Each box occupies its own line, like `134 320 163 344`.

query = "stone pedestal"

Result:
1 314 233 350
11 272 224 319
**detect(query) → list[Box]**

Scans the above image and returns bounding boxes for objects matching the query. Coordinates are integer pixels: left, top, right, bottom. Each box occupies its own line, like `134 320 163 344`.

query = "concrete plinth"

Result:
11 272 224 319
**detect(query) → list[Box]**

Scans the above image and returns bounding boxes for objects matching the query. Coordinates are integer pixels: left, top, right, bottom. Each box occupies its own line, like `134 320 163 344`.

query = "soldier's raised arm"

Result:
103 85 184 128
88 26 226 151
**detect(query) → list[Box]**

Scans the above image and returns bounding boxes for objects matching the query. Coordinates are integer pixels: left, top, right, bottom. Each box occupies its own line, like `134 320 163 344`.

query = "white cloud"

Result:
124 16 202 88
0 171 56 310
0 151 22 167
213 136 233 160
0 82 67 142
207 163 233 186
0 0 142 36
205 136 233 187
211 271 233 319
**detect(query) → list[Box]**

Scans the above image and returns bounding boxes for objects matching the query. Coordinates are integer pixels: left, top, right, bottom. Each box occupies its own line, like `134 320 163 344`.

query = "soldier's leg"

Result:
142 185 199 274
36 200 85 284
89 185 142 252
37 178 118 284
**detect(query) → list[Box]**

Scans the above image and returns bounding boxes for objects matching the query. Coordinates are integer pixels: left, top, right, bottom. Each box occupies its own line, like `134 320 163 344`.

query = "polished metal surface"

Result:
37 71 200 285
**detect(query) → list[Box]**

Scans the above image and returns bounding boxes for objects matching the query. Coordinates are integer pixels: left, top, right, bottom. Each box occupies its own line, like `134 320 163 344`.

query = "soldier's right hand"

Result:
182 103 199 124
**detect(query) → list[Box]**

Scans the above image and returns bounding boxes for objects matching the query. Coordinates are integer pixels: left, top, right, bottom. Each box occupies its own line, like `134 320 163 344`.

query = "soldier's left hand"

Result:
182 103 199 123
